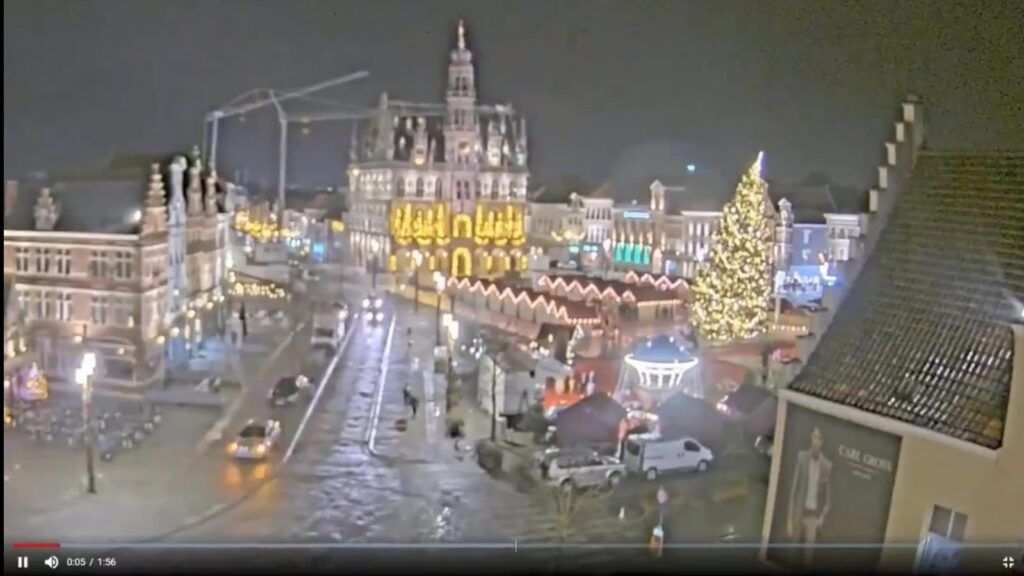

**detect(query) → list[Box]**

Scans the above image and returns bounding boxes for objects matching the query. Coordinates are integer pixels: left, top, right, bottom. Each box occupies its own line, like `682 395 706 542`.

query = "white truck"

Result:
622 433 714 480
311 303 348 350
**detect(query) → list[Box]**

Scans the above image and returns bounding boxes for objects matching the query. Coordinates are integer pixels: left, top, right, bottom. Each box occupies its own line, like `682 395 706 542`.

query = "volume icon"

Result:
44 556 59 570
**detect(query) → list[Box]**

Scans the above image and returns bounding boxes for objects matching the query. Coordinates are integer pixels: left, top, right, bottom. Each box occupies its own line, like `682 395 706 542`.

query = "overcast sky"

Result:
4 0 1022 195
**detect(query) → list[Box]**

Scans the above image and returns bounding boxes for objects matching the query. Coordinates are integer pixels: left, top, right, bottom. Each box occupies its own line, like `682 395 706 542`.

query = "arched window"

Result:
436 178 443 198
416 178 425 198
396 178 405 197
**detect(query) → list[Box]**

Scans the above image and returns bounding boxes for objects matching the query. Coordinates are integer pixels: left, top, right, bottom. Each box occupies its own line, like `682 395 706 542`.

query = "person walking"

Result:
409 394 419 419
402 384 412 407
239 302 249 338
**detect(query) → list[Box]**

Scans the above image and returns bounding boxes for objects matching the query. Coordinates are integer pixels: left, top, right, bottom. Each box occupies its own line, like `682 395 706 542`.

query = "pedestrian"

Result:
239 302 249 338
402 384 412 407
409 394 419 419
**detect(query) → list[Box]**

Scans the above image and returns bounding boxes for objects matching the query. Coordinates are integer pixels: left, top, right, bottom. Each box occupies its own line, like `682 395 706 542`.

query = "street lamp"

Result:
432 271 445 348
76 352 98 494
411 251 424 312
603 237 613 279
369 237 381 292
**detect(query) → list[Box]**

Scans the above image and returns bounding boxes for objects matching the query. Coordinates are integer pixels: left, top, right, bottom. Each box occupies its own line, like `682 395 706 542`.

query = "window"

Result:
19 290 41 320
838 228 847 239
683 440 700 452
57 292 72 321
91 295 109 325
396 178 405 197
928 506 967 542
55 249 71 275
16 247 30 272
112 297 134 327
416 178 424 198
113 252 133 279
37 249 51 274
435 178 443 198
90 251 109 278
40 290 56 320
803 229 812 245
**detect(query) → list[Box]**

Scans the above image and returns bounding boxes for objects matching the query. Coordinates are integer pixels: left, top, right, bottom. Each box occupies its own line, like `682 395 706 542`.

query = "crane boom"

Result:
206 70 370 122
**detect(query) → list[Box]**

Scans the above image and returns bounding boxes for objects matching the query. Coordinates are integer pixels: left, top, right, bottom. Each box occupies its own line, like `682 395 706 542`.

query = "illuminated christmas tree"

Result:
691 152 773 343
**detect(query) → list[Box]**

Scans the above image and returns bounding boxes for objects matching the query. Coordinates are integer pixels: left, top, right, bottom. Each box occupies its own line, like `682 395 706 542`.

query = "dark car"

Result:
268 375 311 406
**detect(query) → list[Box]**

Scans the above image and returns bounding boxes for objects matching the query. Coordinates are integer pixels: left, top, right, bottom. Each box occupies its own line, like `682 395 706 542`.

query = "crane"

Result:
203 70 370 223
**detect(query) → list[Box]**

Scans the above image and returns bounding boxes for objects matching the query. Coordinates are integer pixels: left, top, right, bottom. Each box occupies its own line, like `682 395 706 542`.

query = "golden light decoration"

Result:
389 202 449 247
691 152 772 344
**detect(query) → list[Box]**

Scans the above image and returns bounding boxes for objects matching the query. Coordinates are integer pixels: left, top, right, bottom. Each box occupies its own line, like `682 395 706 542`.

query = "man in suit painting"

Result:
787 426 832 566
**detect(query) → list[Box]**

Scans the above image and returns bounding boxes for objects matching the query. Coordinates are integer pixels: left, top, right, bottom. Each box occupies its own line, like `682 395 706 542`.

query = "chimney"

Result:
169 156 187 210
34 188 59 231
4 180 17 219
142 163 167 234
187 147 203 216
205 164 219 216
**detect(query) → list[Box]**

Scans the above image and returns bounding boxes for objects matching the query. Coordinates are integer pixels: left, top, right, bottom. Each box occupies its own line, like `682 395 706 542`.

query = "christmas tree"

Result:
691 152 773 343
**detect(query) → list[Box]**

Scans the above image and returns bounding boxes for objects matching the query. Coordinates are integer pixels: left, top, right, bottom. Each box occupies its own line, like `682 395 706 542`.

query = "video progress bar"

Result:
55 542 1022 550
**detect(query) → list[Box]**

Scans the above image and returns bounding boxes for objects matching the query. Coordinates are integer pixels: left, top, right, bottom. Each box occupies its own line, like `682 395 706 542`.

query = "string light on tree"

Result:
690 152 773 343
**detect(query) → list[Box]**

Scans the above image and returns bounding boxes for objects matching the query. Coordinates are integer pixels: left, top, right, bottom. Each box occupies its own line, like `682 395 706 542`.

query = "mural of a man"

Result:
787 426 832 566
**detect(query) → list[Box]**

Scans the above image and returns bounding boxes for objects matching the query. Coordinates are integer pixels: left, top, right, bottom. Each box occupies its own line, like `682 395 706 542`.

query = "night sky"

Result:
4 0 1022 196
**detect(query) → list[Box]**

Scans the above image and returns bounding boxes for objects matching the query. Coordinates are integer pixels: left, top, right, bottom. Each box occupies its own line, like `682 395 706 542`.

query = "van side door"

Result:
682 439 702 469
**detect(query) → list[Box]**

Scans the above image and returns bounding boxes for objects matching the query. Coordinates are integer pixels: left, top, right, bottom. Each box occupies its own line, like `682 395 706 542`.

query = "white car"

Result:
541 450 625 491
362 295 384 323
227 419 282 460
623 433 714 480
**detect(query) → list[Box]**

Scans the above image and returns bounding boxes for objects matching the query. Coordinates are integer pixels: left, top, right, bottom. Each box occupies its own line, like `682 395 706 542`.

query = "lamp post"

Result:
76 352 98 494
369 237 381 292
603 237 613 279
432 271 445 348
411 251 424 312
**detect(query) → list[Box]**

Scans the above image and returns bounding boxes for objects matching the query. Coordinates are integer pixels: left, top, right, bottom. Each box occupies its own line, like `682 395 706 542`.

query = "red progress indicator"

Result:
13 542 61 549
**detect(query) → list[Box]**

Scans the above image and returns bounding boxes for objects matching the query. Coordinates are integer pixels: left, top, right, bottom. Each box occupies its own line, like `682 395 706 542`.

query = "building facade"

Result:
3 153 232 388
761 149 1024 573
346 22 530 284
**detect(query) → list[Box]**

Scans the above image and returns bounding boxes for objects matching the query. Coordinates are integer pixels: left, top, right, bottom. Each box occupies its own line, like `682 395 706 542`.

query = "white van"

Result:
622 433 714 480
311 304 348 350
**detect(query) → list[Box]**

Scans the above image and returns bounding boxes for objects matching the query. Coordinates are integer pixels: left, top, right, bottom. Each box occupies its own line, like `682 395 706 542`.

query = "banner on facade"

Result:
767 403 902 571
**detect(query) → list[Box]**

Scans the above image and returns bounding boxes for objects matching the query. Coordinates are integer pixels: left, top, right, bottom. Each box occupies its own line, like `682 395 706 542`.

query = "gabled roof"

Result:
652 172 734 214
555 392 626 429
5 179 144 234
788 151 1024 449
767 182 867 223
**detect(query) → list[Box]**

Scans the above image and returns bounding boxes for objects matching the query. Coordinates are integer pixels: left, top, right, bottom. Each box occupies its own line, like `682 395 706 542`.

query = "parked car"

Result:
268 375 311 406
362 295 384 323
532 445 600 468
227 419 282 460
542 451 625 491
623 433 714 480
754 435 774 458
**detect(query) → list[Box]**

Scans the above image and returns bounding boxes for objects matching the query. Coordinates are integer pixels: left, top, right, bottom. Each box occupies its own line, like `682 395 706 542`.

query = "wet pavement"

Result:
6 268 771 571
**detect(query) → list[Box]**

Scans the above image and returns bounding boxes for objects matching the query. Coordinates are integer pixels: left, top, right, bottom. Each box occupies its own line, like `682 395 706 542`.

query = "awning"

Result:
2 352 39 374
